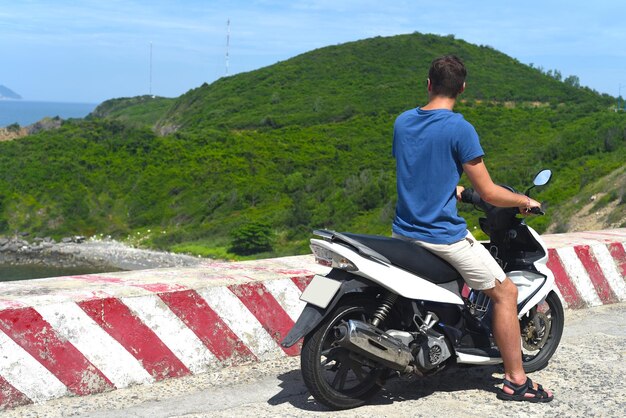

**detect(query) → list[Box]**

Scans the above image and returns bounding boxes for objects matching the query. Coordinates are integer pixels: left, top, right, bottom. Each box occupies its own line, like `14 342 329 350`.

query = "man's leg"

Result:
482 278 553 396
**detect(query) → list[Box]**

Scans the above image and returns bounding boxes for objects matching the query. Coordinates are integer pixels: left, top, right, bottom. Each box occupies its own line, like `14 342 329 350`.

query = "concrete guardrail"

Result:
0 229 624 409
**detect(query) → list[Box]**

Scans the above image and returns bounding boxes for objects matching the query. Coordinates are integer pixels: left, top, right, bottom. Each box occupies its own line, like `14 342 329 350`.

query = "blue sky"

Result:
1 0 624 104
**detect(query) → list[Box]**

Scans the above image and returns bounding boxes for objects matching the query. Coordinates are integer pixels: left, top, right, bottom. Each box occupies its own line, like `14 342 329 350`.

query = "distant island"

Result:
0 85 22 100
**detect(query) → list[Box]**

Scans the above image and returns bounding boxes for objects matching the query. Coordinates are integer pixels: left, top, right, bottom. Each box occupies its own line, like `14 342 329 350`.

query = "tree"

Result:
564 75 580 88
229 222 273 255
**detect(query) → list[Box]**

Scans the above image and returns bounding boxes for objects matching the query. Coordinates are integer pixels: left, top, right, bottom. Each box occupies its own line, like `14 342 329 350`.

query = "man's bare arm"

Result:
462 157 540 210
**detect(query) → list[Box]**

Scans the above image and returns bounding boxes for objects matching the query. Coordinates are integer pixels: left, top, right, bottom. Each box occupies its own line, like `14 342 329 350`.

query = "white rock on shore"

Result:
0 236 205 271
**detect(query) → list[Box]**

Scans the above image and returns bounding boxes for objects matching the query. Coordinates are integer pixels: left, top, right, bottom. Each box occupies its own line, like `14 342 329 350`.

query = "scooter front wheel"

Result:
300 295 388 410
521 291 564 372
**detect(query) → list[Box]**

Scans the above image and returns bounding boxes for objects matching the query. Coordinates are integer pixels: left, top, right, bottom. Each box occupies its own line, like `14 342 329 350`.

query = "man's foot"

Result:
497 377 553 403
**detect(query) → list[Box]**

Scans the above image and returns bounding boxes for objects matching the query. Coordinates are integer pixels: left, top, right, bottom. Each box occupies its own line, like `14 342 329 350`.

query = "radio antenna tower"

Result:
225 19 230 76
149 42 153 96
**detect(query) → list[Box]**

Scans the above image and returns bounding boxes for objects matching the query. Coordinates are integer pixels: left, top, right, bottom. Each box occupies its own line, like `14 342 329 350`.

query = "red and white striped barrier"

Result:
0 229 624 409
0 257 326 408
543 229 626 309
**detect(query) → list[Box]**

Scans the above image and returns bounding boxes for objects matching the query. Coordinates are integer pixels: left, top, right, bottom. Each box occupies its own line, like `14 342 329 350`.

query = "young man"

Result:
392 55 553 402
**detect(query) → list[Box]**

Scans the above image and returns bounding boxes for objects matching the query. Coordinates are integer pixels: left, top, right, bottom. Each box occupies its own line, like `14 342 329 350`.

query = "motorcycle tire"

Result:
521 291 564 373
300 295 388 410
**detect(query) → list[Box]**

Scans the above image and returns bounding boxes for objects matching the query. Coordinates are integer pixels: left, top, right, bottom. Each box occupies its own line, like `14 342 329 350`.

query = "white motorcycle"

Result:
282 169 563 410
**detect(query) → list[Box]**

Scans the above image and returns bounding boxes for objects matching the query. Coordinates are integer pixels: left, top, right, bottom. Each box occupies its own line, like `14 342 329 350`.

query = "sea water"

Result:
0 100 97 127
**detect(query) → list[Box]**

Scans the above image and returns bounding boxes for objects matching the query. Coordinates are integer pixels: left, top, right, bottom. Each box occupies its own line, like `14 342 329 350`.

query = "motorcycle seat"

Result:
340 233 463 285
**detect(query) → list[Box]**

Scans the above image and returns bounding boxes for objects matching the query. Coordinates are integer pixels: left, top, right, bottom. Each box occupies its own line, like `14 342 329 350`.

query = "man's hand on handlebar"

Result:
520 196 542 216
456 186 465 201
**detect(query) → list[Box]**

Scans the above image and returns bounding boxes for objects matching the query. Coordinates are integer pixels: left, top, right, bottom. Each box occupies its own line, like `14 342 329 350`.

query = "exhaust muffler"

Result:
334 320 414 373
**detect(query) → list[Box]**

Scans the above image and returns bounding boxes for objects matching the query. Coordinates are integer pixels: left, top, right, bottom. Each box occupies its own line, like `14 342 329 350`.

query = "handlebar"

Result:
460 188 478 204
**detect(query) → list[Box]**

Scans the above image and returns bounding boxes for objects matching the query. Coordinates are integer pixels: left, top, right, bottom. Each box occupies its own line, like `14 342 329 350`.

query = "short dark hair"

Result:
428 55 467 98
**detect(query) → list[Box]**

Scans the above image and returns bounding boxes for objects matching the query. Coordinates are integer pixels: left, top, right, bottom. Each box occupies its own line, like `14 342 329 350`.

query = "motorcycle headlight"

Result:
310 243 357 271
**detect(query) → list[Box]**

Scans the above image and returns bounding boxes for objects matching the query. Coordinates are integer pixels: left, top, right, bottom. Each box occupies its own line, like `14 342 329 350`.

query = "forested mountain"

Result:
0 32 623 259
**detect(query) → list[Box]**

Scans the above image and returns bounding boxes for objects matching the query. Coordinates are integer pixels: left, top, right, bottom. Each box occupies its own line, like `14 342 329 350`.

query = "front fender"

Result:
281 271 376 348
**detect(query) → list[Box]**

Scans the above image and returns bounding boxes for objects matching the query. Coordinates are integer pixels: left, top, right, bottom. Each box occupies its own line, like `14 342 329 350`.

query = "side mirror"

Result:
533 169 552 186
526 169 552 196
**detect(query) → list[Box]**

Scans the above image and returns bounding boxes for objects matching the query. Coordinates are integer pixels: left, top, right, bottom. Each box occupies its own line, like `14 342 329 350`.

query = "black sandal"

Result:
496 378 554 403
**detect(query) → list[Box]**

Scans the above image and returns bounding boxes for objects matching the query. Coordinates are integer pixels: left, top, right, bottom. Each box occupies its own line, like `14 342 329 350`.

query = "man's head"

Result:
427 55 466 98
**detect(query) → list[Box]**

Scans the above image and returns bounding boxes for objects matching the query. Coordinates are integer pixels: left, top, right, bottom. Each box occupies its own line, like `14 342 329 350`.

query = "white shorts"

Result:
393 230 506 290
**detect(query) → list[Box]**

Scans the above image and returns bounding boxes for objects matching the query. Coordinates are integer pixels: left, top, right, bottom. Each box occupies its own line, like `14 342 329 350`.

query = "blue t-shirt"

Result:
392 107 484 244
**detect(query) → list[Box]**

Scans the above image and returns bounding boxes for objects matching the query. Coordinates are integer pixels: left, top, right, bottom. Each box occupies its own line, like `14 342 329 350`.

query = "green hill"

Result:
0 32 623 259
94 33 611 133
153 33 610 133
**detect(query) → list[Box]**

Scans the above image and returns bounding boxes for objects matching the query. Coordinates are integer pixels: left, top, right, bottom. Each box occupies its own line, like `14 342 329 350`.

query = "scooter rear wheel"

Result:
300 295 387 410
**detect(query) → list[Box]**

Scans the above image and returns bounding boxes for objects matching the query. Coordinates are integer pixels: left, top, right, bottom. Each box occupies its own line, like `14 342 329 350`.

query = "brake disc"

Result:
522 312 551 351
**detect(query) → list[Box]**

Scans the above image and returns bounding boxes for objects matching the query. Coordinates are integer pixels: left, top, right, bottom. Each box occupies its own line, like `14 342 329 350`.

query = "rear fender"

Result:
281 271 376 348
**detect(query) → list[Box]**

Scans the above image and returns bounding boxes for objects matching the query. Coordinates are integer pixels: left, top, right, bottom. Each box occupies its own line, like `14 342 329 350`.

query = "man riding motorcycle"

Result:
391 55 553 402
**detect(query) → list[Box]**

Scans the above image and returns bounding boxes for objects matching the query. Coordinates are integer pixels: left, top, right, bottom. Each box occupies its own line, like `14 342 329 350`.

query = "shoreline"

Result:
0 236 205 273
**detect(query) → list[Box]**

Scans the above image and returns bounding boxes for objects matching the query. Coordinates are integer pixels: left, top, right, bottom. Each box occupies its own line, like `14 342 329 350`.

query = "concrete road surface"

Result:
5 303 625 418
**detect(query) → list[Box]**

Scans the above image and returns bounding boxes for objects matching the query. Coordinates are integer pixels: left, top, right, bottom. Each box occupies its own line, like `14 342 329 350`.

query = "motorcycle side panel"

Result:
508 270 546 305
310 239 464 305
516 264 555 317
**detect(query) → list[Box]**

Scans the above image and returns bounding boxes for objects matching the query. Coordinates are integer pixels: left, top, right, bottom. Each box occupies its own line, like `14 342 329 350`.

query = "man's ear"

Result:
459 82 466 94
427 78 432 91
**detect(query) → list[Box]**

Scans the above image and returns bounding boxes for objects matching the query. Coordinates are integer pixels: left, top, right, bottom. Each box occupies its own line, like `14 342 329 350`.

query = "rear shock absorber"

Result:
371 292 398 328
